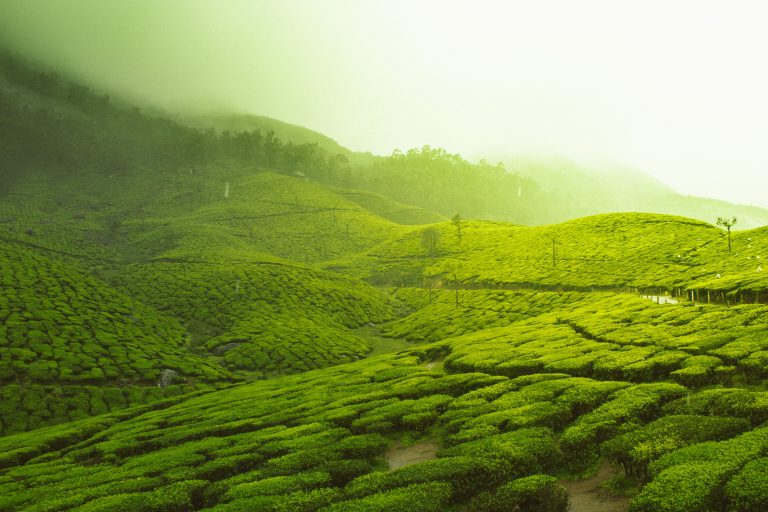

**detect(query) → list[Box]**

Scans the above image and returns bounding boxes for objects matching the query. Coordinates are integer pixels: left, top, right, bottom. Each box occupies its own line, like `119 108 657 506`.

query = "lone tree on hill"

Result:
716 216 737 253
445 261 462 308
545 234 559 268
451 214 463 245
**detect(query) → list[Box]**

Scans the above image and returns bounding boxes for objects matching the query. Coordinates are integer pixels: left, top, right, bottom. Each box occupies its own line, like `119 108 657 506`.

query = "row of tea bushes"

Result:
331 213 724 290
0 342 724 511
603 414 751 482
663 387 768 426
216 322 370 376
630 426 768 512
382 289 591 343
438 294 768 386
113 260 393 373
0 384 215 436
0 240 231 385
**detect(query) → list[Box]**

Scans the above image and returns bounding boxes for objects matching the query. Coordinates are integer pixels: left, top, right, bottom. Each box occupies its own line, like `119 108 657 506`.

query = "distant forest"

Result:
0 51 545 223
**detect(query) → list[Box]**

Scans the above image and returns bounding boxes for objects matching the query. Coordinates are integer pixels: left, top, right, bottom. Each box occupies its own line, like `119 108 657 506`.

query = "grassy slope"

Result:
329 211 768 301
7 189 768 509
328 213 723 289
1 166 404 373
332 188 447 226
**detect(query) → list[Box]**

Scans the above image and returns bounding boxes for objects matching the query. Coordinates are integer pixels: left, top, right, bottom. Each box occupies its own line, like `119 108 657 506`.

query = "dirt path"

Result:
422 358 444 371
385 438 439 470
560 461 631 512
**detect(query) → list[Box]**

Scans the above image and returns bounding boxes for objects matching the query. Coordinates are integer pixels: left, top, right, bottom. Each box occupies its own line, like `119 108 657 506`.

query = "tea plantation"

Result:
8 48 768 511
7 165 768 510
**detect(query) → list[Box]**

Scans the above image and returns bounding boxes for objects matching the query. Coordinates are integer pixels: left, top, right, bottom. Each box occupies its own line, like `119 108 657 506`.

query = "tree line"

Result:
1 51 546 223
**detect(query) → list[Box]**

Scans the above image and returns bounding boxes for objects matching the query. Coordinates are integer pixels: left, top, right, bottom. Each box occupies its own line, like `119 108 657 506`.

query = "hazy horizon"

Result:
1 0 767 208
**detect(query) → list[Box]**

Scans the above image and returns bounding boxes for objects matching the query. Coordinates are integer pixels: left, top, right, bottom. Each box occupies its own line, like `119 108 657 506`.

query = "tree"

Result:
445 261 462 308
421 227 440 257
424 273 440 304
716 216 737 253
546 235 559 268
451 214 463 245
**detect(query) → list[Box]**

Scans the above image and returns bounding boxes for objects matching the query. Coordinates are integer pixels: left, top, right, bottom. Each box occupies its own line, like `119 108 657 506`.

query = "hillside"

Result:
4 49 768 230
506 157 768 229
5 292 768 511
6 50 768 512
183 113 377 166
327 213 721 290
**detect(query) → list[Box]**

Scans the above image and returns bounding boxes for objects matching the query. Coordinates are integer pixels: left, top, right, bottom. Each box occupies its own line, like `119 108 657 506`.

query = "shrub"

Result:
628 462 729 512
318 482 452 512
223 471 331 501
344 456 506 500
440 427 560 476
467 474 569 512
725 457 768 512
603 415 750 481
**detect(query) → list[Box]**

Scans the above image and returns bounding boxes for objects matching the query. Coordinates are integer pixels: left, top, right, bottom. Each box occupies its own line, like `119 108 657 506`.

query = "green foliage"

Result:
467 474 569 512
663 388 768 426
560 383 686 461
0 240 231 387
319 481 452 512
344 456 504 500
725 457 768 512
350 146 540 223
603 414 750 481
0 51 351 181
628 462 729 512
8 54 768 510
0 384 209 436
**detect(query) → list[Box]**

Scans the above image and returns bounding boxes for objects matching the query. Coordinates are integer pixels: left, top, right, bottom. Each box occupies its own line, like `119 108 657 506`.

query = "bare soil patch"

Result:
560 460 631 512
385 438 439 470
422 359 444 371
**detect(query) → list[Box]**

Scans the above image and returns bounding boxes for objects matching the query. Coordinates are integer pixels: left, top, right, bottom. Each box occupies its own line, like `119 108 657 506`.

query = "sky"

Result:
0 0 767 207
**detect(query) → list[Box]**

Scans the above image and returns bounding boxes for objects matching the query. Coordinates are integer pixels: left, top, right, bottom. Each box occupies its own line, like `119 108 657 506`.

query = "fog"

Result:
1 0 768 207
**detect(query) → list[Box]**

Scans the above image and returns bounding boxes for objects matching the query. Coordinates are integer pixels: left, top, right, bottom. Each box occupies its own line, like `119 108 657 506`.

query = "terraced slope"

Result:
0 239 236 436
330 213 723 290
0 169 404 265
333 189 446 225
439 293 768 387
1 167 400 376
6 293 768 511
134 172 402 264
0 239 230 385
113 261 394 375
680 226 768 300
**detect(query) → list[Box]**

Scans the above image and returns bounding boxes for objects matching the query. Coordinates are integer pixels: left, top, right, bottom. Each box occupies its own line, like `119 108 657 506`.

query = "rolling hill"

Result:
6 49 768 512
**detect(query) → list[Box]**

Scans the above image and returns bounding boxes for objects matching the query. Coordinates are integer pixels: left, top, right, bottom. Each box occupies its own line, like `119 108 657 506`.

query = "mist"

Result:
1 0 768 208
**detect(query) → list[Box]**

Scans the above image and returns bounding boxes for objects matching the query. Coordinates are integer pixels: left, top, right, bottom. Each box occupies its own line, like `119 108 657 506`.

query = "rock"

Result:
157 368 177 388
